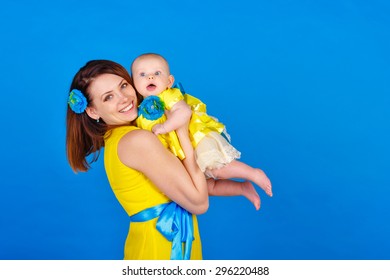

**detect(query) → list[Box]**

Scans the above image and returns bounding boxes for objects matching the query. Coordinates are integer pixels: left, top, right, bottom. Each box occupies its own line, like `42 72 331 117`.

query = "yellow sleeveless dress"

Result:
104 125 203 260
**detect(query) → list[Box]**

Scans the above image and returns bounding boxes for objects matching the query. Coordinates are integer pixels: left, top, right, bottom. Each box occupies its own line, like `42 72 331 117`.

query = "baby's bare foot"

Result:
241 181 261 210
255 169 273 197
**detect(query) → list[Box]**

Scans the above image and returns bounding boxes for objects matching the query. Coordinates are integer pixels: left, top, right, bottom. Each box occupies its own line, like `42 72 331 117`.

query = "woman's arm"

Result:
117 128 208 214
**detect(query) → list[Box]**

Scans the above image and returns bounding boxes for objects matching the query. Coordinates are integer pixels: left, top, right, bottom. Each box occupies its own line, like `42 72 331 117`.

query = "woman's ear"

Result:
168 75 175 88
86 107 99 121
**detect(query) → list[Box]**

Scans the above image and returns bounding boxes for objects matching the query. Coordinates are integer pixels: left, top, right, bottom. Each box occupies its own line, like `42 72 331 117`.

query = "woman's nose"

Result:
118 92 128 101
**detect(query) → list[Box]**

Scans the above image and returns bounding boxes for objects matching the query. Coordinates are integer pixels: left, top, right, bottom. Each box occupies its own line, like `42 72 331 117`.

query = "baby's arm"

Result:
152 100 192 135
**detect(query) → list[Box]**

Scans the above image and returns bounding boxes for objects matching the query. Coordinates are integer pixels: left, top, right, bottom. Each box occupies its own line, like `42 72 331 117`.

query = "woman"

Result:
66 60 208 260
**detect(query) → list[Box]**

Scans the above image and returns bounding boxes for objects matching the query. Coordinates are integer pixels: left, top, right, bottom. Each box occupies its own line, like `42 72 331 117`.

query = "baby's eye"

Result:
140 72 146 77
155 71 161 76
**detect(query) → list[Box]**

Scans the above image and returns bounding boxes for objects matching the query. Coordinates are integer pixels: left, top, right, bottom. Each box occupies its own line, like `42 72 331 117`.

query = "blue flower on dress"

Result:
68 89 88 114
138 95 166 120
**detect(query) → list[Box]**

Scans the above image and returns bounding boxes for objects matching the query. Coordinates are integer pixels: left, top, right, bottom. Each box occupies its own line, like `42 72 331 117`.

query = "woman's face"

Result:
87 73 138 125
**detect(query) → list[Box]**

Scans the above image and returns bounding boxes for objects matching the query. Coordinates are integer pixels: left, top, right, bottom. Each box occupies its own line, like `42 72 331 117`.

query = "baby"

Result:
132 53 272 210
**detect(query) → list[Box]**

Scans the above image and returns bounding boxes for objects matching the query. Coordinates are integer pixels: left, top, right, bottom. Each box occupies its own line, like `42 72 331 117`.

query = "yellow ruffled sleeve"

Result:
159 88 184 110
183 94 206 112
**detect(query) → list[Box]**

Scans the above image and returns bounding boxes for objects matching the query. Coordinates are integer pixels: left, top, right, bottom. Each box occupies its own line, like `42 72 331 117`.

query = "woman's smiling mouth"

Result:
120 102 134 113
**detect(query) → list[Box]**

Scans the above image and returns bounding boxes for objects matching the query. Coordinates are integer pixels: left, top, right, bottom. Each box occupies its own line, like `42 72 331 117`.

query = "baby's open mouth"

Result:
147 84 156 91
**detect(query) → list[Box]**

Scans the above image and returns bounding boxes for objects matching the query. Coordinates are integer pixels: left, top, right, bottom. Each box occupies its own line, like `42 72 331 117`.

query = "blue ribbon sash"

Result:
129 202 194 260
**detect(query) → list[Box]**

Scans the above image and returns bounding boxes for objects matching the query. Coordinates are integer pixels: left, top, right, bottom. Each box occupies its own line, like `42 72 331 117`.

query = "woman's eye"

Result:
155 71 161 76
104 94 113 102
121 83 128 89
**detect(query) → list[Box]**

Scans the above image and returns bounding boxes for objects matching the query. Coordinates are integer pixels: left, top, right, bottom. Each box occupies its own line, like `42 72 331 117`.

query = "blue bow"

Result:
130 202 194 260
173 82 186 94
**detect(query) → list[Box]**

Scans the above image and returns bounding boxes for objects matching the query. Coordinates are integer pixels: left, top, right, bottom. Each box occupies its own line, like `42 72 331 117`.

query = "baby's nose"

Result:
148 74 154 79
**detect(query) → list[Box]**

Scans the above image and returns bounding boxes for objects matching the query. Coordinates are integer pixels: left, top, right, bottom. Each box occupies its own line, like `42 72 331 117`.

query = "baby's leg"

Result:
207 179 261 210
209 160 273 197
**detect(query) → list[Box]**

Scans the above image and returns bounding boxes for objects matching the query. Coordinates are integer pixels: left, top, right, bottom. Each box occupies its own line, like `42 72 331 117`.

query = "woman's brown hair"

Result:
66 60 134 173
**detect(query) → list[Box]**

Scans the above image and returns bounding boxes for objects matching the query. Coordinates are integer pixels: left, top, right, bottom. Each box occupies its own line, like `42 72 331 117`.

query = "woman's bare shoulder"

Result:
118 128 158 149
117 128 165 166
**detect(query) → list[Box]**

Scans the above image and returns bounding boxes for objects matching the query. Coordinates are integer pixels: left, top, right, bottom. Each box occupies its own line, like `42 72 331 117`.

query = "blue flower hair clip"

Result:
138 95 166 120
68 89 88 114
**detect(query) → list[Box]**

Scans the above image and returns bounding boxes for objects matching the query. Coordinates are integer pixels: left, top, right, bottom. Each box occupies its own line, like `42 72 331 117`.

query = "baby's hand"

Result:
152 124 167 135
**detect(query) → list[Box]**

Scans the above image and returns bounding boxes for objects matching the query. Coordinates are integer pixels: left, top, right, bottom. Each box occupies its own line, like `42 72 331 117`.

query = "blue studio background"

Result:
0 0 389 260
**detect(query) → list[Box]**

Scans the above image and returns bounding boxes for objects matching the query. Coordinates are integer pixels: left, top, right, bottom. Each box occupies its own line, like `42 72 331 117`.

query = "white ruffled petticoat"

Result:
195 131 241 178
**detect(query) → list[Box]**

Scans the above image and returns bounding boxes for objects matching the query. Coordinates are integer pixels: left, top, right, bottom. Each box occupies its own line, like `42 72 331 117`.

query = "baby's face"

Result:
132 56 173 97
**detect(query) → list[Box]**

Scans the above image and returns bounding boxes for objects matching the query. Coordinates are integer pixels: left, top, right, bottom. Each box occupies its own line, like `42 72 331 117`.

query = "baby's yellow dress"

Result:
104 125 203 260
137 88 241 177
